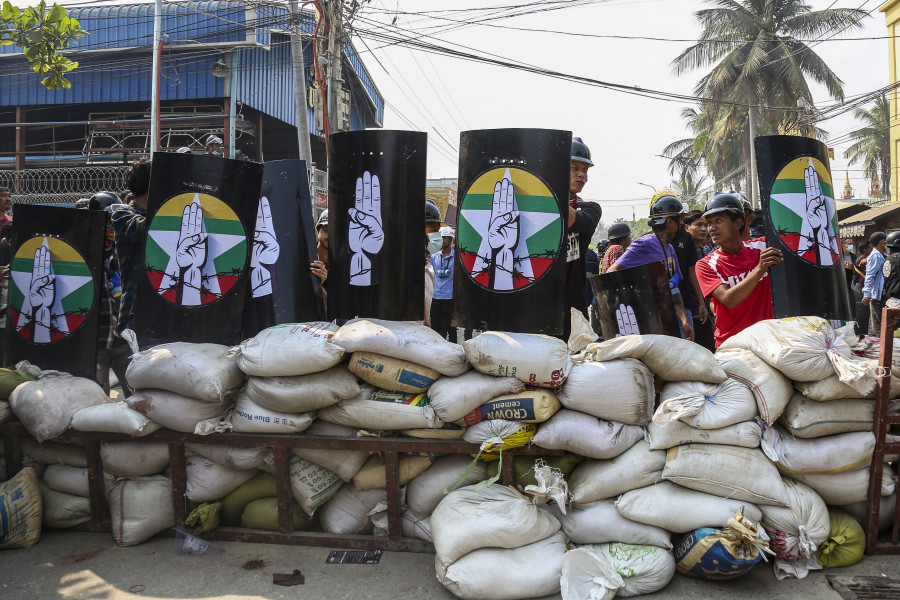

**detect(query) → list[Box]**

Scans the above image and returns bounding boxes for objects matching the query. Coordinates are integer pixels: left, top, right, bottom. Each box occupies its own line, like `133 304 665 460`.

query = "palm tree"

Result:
844 94 890 198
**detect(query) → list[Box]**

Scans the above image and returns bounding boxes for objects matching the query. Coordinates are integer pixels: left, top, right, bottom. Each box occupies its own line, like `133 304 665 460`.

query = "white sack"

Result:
230 392 314 434
716 348 793 424
290 421 371 482
430 483 560 570
781 393 881 438
557 359 655 425
616 481 763 533
584 335 726 383
126 342 244 402
287 454 343 515
437 531 566 600
318 387 441 430
100 441 170 477
840 493 897 532
21 438 86 467
762 427 875 476
663 444 791 506
562 543 676 599
39 481 91 529
551 500 672 549
425 370 523 423
184 444 270 471
319 483 386 535
43 464 112 498
185 456 257 503
406 454 489 517
126 389 230 433
463 331 572 388
70 402 162 436
647 420 761 450
244 365 360 413
784 465 897 505
333 318 469 376
230 322 343 376
568 441 665 503
108 475 175 547
654 379 757 429
532 409 645 460
370 504 433 542
759 479 829 561
795 372 900 401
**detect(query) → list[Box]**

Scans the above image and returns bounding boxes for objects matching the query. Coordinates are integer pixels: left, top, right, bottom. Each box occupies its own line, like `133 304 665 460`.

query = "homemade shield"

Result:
136 152 262 345
242 160 324 338
755 135 852 320
589 261 680 339
327 130 427 321
6 205 104 377
453 128 570 334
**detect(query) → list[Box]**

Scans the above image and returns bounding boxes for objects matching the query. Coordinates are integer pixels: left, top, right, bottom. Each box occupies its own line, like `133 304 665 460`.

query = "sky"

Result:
350 0 892 224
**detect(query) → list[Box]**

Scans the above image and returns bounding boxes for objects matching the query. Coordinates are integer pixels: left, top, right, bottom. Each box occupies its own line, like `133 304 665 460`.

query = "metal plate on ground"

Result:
326 549 382 564
828 575 900 599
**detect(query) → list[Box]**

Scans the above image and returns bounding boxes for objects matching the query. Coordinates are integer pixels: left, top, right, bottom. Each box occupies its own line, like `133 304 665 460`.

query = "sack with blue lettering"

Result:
462 387 561 425
675 508 773 580
348 351 440 394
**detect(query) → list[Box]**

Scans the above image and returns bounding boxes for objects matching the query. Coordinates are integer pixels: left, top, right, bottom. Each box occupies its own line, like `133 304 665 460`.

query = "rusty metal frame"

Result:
866 307 900 554
0 422 562 553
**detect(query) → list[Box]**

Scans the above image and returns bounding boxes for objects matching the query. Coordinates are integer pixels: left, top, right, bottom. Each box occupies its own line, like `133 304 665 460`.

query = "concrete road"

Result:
2 530 899 599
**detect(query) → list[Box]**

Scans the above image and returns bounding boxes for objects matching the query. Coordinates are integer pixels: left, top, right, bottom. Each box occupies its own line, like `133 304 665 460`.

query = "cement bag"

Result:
655 379 757 430
241 497 314 531
840 493 897 532
407 455 489 517
557 359 655 425
716 348 792 424
319 483 386 535
318 387 441 430
569 441 665 504
244 365 360 413
229 322 343 376
0 400 10 425
221 472 278 525
463 331 572 388
100 441 169 477
21 438 86 467
9 365 109 442
401 423 465 442
348 351 440 394
290 421 370 482
759 479 829 562
185 443 270 471
126 342 244 402
551 500 672 549
107 475 174 547
352 454 433 491
616 481 762 534
530 410 642 460
675 509 772 580
42 464 112 498
663 444 791 506
70 402 162 436
437 531 566 600
648 420 762 450
785 466 897 505
761 427 875 475
126 389 230 433
462 421 537 460
584 335 726 384
0 467 41 549
230 392 314 434
817 509 865 568
562 543 676 599
431 483 561 570
781 393 877 438
287 454 343 515
38 481 91 529
462 387 560 425
333 318 468 376
426 370 524 423
185 456 257 503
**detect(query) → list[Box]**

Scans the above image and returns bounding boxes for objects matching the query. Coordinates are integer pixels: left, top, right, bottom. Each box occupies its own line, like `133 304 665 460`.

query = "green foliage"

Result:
843 94 890 197
0 1 86 90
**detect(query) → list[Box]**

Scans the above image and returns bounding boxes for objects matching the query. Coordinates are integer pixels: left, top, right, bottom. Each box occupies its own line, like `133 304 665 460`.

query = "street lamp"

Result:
636 182 657 195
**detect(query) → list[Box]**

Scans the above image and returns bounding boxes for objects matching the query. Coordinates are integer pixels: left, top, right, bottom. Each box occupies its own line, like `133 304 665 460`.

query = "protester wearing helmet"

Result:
863 231 888 336
206 135 224 156
423 199 445 326
601 222 632 273
607 190 695 341
881 232 900 312
695 192 783 347
430 225 458 342
565 137 603 338
311 209 328 284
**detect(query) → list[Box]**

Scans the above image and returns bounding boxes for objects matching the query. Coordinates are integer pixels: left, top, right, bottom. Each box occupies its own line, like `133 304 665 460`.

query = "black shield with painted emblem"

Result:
242 160 324 338
754 135 852 320
6 205 104 377
135 152 262 345
589 261 680 339
453 128 571 334
327 130 427 322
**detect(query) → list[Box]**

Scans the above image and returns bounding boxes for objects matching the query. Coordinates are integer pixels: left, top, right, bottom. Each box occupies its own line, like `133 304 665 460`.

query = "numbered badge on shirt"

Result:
566 231 580 262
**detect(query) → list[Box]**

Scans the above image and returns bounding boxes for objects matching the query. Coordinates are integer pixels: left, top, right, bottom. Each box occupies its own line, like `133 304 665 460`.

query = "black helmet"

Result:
90 191 120 211
425 199 441 224
703 191 745 220
74 198 91 209
316 209 328 229
730 191 752 215
571 137 594 167
648 192 685 227
607 222 631 240
887 231 900 250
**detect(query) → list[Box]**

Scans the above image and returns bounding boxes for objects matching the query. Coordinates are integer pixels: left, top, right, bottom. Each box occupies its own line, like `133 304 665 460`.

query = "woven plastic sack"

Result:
43 464 93 497
289 421 370 482
107 475 175 547
100 441 169 477
185 444 270 471
244 365 360 413
585 335 726 383
220 472 278 526
230 392 314 434
531 409 644 460
784 465 897 505
0 467 42 549
562 543 676 599
674 509 772 580
241 497 313 532
407 455 488 517
761 427 875 476
0 366 36 401
463 331 572 388
348 351 440 394
462 387 560 425
286 455 343 515
126 342 244 402
21 438 86 467
551 500 672 549
318 387 441 430
229 322 343 377
425 370 523 423
568 441 665 504
126 389 231 433
654 378 757 429
715 348 792 424
647 420 761 450
759 479 829 563
70 402 162 436
0 400 10 425
185 456 257 503
319 483 386 535
352 455 433 491
462 420 537 461
38 480 91 529
781 393 881 438
557 359 655 425
817 509 865 568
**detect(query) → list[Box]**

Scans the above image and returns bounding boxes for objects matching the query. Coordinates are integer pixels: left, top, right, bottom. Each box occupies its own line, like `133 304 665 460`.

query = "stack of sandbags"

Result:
125 342 244 433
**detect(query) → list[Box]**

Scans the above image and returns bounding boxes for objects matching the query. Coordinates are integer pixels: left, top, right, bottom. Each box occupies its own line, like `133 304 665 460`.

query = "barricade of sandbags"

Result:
561 543 676 599
229 322 344 377
463 331 571 388
100 441 170 477
244 365 360 413
567 440 664 504
38 480 92 529
557 359 655 425
584 335 726 383
126 389 231 434
647 420 762 450
126 342 245 402
654 378 758 429
70 401 161 437
780 392 881 438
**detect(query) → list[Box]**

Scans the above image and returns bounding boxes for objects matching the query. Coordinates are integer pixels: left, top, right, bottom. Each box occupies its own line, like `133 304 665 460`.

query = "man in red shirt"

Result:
695 192 783 347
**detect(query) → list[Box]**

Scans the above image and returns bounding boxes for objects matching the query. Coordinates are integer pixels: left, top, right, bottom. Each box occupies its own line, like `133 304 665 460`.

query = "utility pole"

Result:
327 0 345 153
289 0 313 178
748 95 760 209
150 0 162 155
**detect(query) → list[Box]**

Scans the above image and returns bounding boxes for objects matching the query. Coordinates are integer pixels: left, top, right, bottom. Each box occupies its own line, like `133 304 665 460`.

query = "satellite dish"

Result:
210 59 229 78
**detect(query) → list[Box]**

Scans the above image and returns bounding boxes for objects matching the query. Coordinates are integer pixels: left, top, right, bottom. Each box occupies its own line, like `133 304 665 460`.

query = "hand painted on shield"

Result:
348 171 384 286
174 198 208 305
488 171 520 290
28 241 55 343
801 158 838 266
250 196 280 298
615 303 639 336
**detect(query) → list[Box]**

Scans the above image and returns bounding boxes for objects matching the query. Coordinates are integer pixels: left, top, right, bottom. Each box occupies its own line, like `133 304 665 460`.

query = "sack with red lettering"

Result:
463 332 572 388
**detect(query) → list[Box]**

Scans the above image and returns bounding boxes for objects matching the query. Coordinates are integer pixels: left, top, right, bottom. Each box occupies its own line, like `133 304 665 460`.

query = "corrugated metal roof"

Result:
838 202 900 225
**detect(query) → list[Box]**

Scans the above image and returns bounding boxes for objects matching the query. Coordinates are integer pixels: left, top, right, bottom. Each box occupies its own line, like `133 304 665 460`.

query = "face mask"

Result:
847 245 854 252
427 232 443 255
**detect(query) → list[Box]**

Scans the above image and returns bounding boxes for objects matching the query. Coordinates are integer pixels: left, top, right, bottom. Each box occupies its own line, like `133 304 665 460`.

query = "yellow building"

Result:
882 0 900 202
